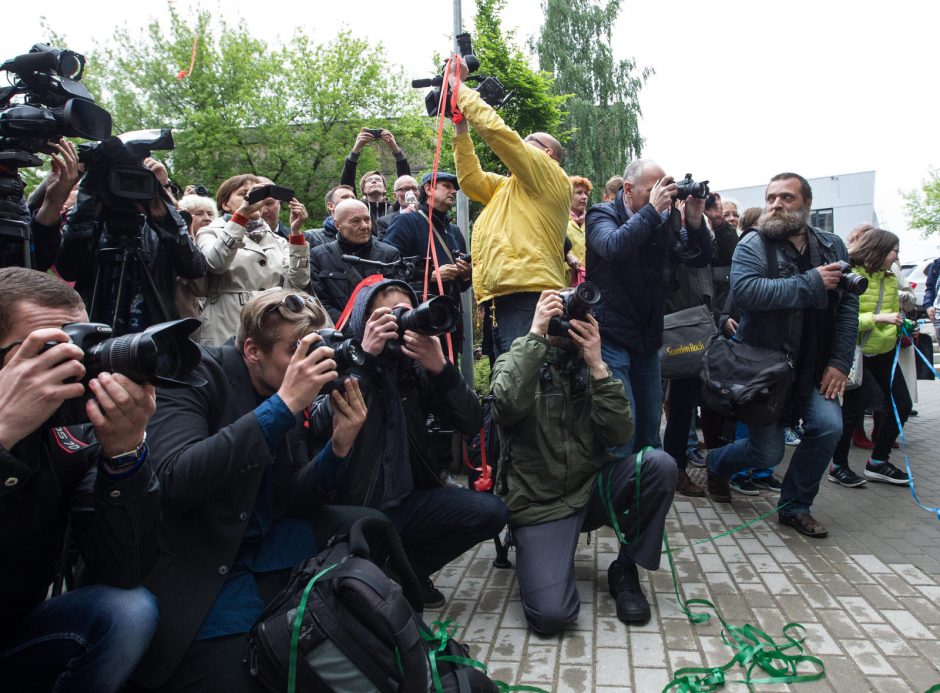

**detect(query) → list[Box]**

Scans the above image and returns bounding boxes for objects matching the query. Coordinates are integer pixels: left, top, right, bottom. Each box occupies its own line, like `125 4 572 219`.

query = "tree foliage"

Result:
60 8 437 220
534 0 650 189
468 0 567 176
903 168 940 237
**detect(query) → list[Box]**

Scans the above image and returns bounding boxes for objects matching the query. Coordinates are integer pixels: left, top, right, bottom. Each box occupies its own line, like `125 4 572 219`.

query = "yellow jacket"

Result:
453 88 571 303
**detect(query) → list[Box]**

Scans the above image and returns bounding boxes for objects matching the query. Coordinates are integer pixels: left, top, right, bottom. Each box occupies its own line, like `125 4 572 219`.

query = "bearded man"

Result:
705 172 858 539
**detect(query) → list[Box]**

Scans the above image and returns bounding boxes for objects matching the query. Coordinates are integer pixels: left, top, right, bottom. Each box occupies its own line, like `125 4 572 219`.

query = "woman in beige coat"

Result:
194 174 311 346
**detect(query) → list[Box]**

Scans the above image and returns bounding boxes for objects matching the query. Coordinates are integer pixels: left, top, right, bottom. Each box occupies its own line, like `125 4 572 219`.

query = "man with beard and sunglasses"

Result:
705 173 858 539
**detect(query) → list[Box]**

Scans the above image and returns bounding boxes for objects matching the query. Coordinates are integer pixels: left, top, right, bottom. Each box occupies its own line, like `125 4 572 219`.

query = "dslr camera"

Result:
309 328 367 395
45 317 203 425
835 261 869 295
675 174 710 201
548 282 601 337
411 33 512 118
385 295 460 357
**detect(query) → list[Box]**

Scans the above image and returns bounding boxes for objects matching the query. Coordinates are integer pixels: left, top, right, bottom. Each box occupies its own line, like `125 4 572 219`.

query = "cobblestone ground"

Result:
428 379 940 692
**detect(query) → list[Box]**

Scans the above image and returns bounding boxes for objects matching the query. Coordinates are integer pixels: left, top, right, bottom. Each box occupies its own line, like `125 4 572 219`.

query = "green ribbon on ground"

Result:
661 500 793 558
661 529 826 691
288 562 340 693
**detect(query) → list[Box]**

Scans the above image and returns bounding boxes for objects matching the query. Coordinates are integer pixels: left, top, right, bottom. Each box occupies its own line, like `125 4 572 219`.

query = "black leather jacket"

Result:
309 237 403 322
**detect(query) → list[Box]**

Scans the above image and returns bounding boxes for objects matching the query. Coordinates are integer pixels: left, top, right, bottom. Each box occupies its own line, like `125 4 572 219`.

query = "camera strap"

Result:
416 210 455 264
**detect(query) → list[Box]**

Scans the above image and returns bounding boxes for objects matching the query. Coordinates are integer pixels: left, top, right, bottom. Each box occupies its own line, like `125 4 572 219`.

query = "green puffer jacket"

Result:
490 333 632 527
856 266 901 356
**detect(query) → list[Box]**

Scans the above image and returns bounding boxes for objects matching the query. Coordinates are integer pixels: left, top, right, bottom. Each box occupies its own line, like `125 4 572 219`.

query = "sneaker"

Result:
706 471 732 503
729 476 760 496
607 559 651 624
686 446 707 468
676 469 705 497
751 474 783 493
827 464 867 488
784 427 801 446
779 512 828 538
421 578 446 609
864 460 910 485
852 427 875 450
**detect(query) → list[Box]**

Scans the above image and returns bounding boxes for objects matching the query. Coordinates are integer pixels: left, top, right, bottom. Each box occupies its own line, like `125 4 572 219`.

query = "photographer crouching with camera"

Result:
0 267 160 692
491 288 676 634
308 279 508 608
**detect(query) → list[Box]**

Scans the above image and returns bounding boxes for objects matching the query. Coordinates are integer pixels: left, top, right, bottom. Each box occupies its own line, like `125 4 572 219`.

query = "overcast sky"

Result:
8 0 940 259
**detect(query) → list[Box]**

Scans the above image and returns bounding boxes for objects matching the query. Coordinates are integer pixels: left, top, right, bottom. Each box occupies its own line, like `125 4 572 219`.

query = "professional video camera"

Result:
311 328 367 394
0 43 112 266
548 282 601 337
46 317 204 424
385 295 460 357
411 33 512 118
834 261 869 296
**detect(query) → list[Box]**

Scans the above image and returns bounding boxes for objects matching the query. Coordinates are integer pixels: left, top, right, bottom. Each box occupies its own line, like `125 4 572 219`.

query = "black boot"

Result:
607 558 651 624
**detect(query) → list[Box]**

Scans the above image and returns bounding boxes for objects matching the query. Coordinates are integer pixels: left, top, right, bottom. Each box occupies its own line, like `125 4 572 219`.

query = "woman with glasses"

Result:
194 174 311 346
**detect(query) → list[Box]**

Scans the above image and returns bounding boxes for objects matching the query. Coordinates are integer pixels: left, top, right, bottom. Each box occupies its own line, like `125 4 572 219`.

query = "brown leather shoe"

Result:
676 469 705 497
779 512 828 538
706 471 732 503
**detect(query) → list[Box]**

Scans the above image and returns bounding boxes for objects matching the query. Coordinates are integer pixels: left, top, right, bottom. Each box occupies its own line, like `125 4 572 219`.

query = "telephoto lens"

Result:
394 296 459 336
548 282 602 336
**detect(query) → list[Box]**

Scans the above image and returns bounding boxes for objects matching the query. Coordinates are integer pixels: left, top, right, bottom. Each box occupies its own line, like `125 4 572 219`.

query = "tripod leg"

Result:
135 248 172 323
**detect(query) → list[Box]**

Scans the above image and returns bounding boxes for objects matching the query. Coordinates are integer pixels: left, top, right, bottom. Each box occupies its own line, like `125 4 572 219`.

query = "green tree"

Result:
63 8 436 220
468 0 567 176
534 0 651 188
903 168 940 236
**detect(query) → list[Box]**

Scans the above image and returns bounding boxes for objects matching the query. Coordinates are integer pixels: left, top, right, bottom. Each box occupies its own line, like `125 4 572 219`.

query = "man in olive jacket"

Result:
490 290 676 635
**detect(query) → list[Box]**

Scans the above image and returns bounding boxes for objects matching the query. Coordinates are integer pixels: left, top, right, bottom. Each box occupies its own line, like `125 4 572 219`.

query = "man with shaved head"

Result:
309 199 403 321
448 56 572 356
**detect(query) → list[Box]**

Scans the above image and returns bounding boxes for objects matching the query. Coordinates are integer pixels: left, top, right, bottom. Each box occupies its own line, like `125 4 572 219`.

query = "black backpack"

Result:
247 516 499 693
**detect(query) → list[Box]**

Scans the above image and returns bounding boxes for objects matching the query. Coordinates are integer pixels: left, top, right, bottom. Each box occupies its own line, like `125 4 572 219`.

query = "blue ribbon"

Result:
889 328 940 521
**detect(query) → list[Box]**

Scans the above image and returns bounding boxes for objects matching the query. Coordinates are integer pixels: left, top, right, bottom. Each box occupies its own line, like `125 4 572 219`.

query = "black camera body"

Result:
384 296 460 357
309 328 367 395
547 282 601 337
835 261 869 296
455 251 471 264
411 33 512 118
675 173 710 201
44 318 203 425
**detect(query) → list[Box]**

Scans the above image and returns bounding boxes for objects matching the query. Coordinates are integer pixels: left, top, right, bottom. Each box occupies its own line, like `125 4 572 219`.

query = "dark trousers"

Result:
490 292 542 357
663 377 702 471
512 450 677 635
834 349 912 466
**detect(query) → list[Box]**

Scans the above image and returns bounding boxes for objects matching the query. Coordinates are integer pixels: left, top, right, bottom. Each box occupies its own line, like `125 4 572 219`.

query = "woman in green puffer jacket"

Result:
829 229 912 488
829 228 913 488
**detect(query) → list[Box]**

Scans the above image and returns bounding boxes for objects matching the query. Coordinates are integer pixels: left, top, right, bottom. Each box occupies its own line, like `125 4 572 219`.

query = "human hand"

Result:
401 331 447 374
704 192 724 229
928 306 936 321
649 176 678 214
815 262 844 291
723 318 738 336
819 366 848 400
235 184 269 218
86 373 156 458
874 311 904 326
380 129 401 153
288 198 309 234
0 328 86 450
683 195 706 230
183 184 197 196
433 264 460 283
143 157 170 187
530 290 563 337
361 307 400 356
568 314 607 378
276 333 338 413
566 252 581 271
330 378 368 457
455 257 472 280
447 54 470 90
44 139 80 206
353 129 375 153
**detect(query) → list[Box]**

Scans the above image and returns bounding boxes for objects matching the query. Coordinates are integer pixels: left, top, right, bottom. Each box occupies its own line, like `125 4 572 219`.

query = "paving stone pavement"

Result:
428 379 940 692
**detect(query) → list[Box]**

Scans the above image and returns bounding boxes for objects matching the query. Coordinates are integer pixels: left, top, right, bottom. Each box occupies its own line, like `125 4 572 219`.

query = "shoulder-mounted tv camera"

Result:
411 33 513 118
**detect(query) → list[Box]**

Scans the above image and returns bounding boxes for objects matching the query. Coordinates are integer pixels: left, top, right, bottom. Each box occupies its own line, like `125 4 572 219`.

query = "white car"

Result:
900 257 937 309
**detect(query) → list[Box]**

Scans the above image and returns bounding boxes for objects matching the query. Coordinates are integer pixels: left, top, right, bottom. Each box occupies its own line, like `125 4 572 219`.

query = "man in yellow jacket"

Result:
450 57 572 356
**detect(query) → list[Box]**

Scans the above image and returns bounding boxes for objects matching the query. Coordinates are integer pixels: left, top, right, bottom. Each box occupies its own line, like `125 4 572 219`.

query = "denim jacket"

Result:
730 226 858 376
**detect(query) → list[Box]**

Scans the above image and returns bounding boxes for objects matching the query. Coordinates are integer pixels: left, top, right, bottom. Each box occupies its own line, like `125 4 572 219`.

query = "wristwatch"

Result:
103 433 148 472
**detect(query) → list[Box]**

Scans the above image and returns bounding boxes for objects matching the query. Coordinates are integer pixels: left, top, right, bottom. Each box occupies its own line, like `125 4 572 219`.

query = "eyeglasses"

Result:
525 135 551 150
394 185 418 193
0 339 24 366
264 294 322 319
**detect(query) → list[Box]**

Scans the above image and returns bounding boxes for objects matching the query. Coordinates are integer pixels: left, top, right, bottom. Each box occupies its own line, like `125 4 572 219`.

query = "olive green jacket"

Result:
490 333 632 527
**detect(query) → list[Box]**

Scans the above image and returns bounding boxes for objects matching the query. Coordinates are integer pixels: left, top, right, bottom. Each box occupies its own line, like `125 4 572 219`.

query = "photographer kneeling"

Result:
131 289 375 692
0 267 160 692
308 279 509 608
490 290 676 634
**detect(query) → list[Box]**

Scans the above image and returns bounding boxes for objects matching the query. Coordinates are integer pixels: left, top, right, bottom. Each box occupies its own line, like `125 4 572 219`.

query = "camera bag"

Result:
247 516 499 693
659 304 718 380
699 234 794 427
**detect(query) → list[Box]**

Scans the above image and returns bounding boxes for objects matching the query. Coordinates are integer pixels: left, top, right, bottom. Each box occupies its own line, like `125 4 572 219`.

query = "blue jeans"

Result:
707 389 842 515
0 585 158 692
490 292 542 357
384 487 509 580
601 344 663 455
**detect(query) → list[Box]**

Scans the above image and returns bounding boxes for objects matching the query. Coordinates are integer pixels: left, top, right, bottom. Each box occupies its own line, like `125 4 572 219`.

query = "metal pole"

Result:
453 0 476 387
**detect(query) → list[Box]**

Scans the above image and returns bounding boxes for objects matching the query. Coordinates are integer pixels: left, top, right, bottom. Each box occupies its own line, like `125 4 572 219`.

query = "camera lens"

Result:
84 318 201 386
